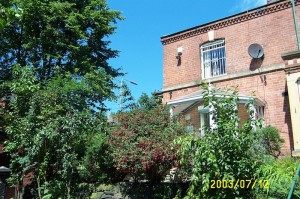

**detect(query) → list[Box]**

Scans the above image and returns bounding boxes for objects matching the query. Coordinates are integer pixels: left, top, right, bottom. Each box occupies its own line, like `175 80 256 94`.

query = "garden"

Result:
0 0 299 198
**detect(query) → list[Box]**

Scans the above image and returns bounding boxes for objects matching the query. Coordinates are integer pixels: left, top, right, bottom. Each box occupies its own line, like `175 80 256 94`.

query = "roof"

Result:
167 89 265 114
161 0 290 45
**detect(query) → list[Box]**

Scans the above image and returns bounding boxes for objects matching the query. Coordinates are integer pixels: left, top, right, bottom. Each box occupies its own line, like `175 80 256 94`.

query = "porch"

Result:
167 89 265 136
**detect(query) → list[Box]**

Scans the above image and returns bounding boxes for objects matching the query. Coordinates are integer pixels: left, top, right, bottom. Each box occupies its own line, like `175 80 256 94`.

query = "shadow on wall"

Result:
249 57 264 71
283 82 293 154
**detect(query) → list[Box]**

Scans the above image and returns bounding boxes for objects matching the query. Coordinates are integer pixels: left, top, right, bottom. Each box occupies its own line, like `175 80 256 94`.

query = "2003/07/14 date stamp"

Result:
210 179 269 189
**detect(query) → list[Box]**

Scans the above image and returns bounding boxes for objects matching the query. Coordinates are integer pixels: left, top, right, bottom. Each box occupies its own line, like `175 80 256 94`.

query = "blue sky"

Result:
106 0 267 113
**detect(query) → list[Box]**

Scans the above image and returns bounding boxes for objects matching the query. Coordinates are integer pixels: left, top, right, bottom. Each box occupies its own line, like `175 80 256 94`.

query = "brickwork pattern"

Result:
161 1 296 153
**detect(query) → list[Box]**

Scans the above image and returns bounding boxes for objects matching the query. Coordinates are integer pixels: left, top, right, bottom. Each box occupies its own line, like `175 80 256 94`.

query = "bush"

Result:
255 157 300 199
109 105 185 183
256 125 284 157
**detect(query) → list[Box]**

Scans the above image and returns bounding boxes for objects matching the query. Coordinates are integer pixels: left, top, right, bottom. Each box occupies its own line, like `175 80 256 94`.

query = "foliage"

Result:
119 182 188 199
0 2 21 31
109 105 185 183
0 0 122 97
255 156 300 199
175 83 264 198
0 0 122 197
2 66 115 198
255 125 284 157
136 92 162 110
119 86 161 112
119 81 136 111
81 133 116 183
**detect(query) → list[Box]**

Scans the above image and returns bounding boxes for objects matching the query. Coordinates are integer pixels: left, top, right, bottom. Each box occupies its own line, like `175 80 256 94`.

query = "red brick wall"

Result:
238 104 249 127
162 1 295 153
162 1 298 88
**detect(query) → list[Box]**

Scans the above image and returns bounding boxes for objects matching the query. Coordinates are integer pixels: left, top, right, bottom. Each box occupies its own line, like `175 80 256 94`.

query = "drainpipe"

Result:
291 0 300 50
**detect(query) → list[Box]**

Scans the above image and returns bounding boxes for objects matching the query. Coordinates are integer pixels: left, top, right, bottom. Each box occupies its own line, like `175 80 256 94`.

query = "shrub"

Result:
255 156 300 199
256 125 284 157
109 105 185 183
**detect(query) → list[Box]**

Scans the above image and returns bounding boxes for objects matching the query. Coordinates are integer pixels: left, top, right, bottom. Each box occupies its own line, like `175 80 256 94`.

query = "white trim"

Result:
167 94 264 106
298 80 300 101
198 106 210 136
167 96 203 105
170 106 174 122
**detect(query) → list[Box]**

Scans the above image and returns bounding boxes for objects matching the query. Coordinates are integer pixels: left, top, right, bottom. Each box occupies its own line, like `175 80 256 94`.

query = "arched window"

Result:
201 39 226 79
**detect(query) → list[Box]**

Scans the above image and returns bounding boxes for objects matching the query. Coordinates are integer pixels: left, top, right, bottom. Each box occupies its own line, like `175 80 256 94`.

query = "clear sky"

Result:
106 0 267 113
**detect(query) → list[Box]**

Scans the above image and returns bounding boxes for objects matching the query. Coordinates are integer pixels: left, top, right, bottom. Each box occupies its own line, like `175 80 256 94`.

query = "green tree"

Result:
119 81 136 111
0 0 122 198
136 92 161 110
175 84 264 198
0 2 18 30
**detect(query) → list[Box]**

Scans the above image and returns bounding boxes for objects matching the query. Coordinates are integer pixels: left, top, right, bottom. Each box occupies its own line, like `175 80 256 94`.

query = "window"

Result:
256 106 264 119
198 106 213 136
201 39 226 79
185 125 194 134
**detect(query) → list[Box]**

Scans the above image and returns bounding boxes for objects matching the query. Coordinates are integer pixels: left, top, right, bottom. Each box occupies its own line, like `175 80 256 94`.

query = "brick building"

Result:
159 0 300 155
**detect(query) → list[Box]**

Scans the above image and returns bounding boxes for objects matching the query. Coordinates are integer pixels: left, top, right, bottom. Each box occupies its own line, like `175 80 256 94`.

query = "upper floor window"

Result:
201 39 226 79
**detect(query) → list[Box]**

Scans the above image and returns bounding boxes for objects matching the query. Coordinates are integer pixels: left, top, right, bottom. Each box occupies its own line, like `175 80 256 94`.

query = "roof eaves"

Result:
161 0 290 45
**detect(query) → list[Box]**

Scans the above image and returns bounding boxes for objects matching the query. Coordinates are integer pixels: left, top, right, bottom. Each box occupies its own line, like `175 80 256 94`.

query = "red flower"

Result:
18 148 24 154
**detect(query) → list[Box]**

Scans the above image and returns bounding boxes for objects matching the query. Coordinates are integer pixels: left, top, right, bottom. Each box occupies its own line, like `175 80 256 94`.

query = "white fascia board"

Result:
166 96 203 105
166 94 265 106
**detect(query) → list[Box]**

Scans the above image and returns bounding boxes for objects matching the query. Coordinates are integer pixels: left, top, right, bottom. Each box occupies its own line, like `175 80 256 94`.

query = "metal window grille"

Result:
201 40 226 79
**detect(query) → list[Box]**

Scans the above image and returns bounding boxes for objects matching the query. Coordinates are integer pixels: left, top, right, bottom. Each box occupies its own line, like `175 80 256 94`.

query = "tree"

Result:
136 92 161 110
175 84 264 198
0 2 18 30
119 81 136 111
0 0 122 198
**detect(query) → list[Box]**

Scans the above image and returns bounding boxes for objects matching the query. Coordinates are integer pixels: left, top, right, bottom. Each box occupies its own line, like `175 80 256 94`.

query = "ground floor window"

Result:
199 106 211 136
185 125 194 134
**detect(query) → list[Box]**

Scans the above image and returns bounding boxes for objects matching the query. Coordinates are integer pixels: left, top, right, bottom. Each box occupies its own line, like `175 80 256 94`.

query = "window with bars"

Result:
201 39 226 79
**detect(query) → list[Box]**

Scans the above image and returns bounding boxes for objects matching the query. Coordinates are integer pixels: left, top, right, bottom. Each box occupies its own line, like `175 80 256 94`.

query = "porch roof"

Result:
166 89 265 114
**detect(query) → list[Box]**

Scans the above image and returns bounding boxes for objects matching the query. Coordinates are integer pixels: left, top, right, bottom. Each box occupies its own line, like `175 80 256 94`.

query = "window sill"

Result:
203 73 227 81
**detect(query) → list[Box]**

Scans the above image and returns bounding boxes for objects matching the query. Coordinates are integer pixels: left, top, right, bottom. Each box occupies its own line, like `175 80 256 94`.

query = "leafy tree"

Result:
136 92 161 110
175 83 264 198
0 2 19 30
81 132 116 183
0 0 122 95
119 81 136 111
109 104 185 183
119 91 161 112
0 0 122 198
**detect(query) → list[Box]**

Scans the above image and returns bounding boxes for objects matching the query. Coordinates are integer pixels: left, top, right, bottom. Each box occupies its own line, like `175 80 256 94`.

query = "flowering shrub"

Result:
109 105 185 182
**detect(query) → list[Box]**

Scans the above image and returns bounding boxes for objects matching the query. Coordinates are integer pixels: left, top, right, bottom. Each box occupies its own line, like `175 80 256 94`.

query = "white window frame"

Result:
256 105 265 127
201 39 226 79
298 80 300 101
185 125 194 134
198 106 214 136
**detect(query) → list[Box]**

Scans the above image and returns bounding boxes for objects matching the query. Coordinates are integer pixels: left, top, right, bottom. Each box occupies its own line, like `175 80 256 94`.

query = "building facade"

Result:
160 0 300 155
